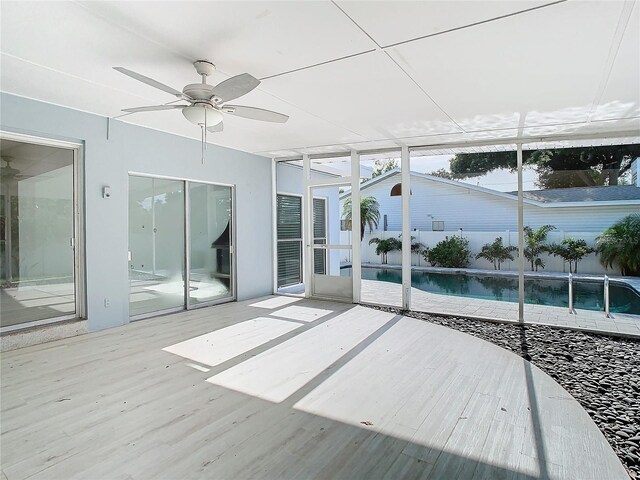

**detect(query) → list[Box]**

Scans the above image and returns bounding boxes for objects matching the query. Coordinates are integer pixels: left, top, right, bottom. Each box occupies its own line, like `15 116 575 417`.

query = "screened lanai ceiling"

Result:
1 1 638 158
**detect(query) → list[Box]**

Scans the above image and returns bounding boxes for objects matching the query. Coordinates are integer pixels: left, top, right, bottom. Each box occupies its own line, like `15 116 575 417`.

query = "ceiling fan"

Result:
0 157 25 183
114 60 289 134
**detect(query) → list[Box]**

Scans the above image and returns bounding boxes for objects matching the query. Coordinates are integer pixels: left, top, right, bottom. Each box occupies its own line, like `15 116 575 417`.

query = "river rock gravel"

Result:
372 306 640 479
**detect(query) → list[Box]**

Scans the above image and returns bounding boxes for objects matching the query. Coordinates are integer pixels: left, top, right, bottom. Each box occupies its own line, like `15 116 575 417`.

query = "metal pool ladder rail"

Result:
568 273 574 313
604 275 610 318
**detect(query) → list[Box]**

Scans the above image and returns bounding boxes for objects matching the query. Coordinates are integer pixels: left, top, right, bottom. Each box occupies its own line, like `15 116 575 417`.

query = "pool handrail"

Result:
604 275 610 318
568 273 573 314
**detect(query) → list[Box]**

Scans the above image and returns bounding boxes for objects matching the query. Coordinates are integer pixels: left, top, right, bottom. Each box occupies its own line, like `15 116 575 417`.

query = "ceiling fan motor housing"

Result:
183 83 214 100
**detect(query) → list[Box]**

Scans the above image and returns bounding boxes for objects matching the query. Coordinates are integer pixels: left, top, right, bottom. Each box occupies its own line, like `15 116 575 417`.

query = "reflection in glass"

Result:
189 182 232 305
1 139 75 328
128 176 185 316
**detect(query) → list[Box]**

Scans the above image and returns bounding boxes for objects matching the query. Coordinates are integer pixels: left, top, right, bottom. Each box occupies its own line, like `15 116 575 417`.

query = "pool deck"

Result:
361 279 640 337
0 296 628 479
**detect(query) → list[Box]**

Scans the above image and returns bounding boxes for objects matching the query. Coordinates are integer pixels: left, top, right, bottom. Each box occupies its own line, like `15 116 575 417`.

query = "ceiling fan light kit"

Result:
182 104 223 127
114 59 289 163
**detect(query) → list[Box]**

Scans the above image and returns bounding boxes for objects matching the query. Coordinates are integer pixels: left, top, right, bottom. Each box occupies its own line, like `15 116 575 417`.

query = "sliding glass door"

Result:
128 175 234 318
188 183 233 305
1 135 81 331
128 176 185 317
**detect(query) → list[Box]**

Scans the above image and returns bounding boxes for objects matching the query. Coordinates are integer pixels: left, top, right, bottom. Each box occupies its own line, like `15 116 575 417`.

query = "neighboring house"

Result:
340 168 640 234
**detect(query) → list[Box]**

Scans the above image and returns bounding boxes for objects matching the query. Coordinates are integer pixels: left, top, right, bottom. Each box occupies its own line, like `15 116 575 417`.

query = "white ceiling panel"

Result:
0 54 366 155
1 1 638 157
591 1 640 121
336 0 550 47
0 1 203 107
387 1 626 131
75 1 376 79
262 50 461 141
523 117 640 137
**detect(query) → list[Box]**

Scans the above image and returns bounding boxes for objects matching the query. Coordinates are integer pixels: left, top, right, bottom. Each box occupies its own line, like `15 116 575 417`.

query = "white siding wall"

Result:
339 172 640 275
342 172 640 233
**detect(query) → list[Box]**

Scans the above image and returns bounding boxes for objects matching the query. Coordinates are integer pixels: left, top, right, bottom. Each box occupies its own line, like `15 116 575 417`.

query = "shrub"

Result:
423 235 471 268
596 214 640 276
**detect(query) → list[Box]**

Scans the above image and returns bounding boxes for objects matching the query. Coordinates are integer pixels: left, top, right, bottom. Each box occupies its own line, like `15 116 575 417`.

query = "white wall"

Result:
346 172 640 233
1 92 274 332
276 163 341 275
341 229 620 275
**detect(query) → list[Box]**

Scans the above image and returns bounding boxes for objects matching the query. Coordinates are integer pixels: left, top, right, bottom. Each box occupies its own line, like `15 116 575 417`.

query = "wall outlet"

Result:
104 298 111 308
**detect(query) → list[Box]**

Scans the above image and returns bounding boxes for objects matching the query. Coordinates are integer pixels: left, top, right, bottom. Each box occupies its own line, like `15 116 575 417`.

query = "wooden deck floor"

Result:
0 296 628 480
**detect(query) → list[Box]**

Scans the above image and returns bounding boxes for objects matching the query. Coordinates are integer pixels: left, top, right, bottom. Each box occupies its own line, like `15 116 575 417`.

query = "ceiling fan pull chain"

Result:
201 124 205 165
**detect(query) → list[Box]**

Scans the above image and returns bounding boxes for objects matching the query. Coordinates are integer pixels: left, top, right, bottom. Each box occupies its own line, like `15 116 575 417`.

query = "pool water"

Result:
340 267 640 315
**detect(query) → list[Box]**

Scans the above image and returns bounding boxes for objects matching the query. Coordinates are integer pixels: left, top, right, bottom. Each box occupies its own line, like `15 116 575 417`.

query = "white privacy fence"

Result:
340 230 619 275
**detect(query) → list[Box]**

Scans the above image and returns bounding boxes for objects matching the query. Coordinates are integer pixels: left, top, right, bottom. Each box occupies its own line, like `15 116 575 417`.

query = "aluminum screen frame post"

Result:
271 158 278 294
517 144 525 323
401 145 411 311
302 154 312 298
351 150 361 304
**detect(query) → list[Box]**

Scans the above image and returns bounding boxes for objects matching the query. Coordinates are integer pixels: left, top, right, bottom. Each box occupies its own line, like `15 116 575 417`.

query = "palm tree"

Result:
596 214 640 276
523 225 555 271
475 237 517 270
368 237 401 264
549 238 595 273
342 196 380 241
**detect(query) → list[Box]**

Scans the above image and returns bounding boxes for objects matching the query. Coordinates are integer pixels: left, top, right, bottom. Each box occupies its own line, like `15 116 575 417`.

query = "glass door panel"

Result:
1 139 76 328
128 176 185 317
188 182 233 305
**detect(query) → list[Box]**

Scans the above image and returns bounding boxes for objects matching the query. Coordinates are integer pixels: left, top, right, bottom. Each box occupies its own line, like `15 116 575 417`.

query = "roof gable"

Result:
340 169 640 206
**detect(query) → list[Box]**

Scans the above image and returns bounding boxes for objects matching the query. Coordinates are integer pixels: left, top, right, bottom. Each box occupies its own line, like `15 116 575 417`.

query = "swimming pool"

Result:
340 267 640 315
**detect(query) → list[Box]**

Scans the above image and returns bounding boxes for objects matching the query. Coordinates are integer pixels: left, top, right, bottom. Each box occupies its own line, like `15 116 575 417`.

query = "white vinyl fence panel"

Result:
340 230 617 275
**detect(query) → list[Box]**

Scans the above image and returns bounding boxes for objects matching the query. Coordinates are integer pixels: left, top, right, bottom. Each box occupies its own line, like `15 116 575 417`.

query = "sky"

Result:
320 154 539 192
398 154 539 192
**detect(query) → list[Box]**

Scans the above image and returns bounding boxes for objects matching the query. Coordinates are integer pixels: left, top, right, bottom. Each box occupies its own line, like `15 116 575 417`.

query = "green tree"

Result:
368 237 402 264
523 225 556 271
549 238 595 273
448 145 640 188
423 235 471 268
342 196 380 241
371 158 398 178
475 237 517 270
428 168 455 179
596 214 640 276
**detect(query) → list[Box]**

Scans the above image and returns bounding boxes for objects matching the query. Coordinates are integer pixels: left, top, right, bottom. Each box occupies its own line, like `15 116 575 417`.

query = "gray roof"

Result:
508 185 640 203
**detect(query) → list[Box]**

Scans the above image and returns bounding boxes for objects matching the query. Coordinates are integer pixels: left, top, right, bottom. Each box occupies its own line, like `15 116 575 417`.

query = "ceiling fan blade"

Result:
223 105 289 123
207 122 224 133
122 104 186 113
114 67 183 97
211 73 260 102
